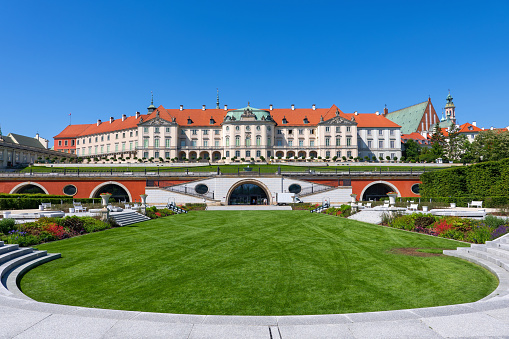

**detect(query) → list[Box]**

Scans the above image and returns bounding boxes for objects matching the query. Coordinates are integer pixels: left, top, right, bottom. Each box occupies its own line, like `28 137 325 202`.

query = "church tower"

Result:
445 91 456 124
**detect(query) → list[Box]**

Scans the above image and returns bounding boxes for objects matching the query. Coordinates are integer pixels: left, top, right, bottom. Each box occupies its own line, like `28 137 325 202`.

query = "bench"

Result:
41 202 52 210
382 201 390 208
468 201 483 208
408 203 419 211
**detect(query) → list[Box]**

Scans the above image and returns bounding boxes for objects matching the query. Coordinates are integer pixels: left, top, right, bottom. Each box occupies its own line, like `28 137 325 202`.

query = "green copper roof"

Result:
6 133 46 149
225 106 272 121
385 101 428 134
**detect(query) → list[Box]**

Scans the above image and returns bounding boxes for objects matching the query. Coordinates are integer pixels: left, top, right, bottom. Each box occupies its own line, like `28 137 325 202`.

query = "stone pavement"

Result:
206 205 292 211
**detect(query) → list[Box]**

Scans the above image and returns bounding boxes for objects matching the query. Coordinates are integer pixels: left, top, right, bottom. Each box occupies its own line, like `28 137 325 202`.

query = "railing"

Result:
167 202 188 214
163 185 215 200
310 202 330 213
296 185 335 197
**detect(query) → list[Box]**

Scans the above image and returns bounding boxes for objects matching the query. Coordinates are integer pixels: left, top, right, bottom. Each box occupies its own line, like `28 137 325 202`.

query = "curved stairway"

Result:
444 233 509 300
0 241 60 299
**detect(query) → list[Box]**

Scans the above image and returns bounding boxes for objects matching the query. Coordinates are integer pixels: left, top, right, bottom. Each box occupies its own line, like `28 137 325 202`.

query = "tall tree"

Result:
429 125 446 160
471 130 509 161
402 139 421 161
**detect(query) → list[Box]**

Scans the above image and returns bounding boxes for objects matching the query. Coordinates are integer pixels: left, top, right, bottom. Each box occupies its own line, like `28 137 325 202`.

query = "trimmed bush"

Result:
0 218 16 235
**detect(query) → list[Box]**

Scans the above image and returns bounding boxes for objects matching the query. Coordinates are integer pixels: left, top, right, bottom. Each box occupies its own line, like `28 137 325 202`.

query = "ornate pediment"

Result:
138 112 176 127
319 115 357 126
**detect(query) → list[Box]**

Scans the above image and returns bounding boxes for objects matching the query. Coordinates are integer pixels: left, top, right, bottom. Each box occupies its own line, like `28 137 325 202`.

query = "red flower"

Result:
155 212 161 217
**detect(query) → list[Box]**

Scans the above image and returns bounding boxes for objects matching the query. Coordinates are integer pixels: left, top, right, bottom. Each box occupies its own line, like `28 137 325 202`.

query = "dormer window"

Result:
187 116 193 125
468 126 473 130
210 116 215 125
282 116 288 124
303 116 309 124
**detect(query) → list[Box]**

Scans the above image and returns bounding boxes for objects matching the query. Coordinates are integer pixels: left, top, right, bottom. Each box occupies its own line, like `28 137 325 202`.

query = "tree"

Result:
429 125 446 160
470 130 509 162
444 125 466 161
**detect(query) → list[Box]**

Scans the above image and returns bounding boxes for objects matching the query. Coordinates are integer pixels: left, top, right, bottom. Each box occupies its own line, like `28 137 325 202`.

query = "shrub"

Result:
60 216 86 235
82 216 110 233
491 225 508 240
414 216 436 228
390 215 415 231
434 219 453 235
484 215 507 229
4 230 40 246
0 218 16 235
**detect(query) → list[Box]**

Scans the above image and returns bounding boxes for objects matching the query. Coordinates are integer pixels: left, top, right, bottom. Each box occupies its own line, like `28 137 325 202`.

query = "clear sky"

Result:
1 0 508 146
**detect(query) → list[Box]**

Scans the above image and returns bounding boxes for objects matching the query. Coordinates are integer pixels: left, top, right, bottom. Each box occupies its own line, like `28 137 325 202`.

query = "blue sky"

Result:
1 1 508 146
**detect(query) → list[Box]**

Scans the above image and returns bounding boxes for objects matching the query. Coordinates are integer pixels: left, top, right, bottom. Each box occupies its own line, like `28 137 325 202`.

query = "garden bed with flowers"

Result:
382 213 509 243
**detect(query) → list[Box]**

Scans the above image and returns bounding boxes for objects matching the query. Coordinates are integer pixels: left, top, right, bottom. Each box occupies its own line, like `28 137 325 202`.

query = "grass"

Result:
21 211 497 315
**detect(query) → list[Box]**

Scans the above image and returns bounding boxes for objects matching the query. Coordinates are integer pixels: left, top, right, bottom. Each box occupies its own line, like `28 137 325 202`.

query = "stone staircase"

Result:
0 240 61 299
109 211 151 226
444 233 509 300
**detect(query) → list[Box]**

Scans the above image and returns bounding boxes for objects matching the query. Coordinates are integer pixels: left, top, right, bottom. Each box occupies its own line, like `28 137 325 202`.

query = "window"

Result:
310 129 315 134
181 130 185 135
390 140 395 148
299 139 304 147
191 140 197 147
277 130 282 134
195 184 209 194
144 127 148 133
144 138 149 148
246 126 250 131
88 147 91 155
267 138 271 146
235 126 240 131
135 131 138 136
336 138 341 146
288 140 293 147
215 130 220 135
368 140 372 148
245 137 251 146
107 145 110 153
256 135 261 146
143 152 149 158
204 140 208 147
235 151 240 157
165 138 170 147
288 129 293 135
89 138 92 143
379 153 384 159
115 144 118 152
310 140 315 147
336 127 341 133
165 152 170 158
192 129 197 135
226 151 230 157
267 151 271 157
122 142 126 151
325 127 330 132
288 184 302 194
58 141 62 146
336 151 341 158
130 142 133 150
346 126 351 132
122 132 126 138
135 140 138 148
95 146 98 154
154 138 160 148
107 135 110 141
325 138 330 146
246 150 251 157
256 150 261 157
203 130 208 135
391 153 395 159
76 149 79 156
165 128 170 133
367 130 372 135
130 131 133 137
235 136 240 146
155 151 159 158
298 129 304 135
226 126 229 131
95 137 98 142
347 151 352 158
326 151 330 157
115 134 118 140
256 126 261 131
226 137 230 147
379 140 384 148
276 139 283 146
379 129 383 135
64 140 68 146
215 140 220 147
180 139 186 147
390 129 394 136
346 137 351 146
100 146 103 154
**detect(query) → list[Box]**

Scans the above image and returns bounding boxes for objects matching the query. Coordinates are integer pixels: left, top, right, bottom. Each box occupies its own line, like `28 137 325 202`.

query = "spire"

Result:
151 91 154 105
147 91 156 114
216 89 220 109
0 124 2 136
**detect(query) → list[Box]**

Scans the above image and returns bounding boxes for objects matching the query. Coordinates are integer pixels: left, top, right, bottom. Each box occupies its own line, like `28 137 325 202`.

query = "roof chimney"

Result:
472 121 476 127
383 106 388 115
135 111 140 119
312 104 316 110
179 105 183 111
122 114 126 121
375 112 379 116
97 119 102 126
291 104 295 110
109 117 114 124
224 104 228 110
202 105 206 111
269 104 273 111
355 112 359 116
354 111 358 115
490 126 494 130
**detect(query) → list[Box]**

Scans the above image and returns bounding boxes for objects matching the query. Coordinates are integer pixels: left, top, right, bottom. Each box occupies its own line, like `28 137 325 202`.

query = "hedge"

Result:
398 196 509 208
420 158 509 201
0 197 101 210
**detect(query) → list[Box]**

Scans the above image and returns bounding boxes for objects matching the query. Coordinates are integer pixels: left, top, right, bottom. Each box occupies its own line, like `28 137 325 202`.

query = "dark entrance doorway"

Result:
16 184 45 194
94 184 130 202
362 183 394 201
228 183 268 205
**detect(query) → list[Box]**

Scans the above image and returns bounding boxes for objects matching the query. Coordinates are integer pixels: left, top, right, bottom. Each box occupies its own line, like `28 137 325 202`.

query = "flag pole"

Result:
69 112 72 125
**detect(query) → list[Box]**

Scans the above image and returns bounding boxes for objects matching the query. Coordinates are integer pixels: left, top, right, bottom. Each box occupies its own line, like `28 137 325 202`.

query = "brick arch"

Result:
225 179 273 205
89 181 133 202
9 182 49 194
359 180 401 201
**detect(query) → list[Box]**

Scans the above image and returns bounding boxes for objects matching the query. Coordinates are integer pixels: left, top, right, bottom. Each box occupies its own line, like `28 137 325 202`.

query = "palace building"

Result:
54 99 402 163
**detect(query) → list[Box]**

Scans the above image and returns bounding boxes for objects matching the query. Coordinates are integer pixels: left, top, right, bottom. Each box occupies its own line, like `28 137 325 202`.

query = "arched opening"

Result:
276 151 284 158
309 151 317 158
15 184 46 194
199 151 210 160
189 151 197 160
287 151 295 158
298 151 306 159
362 183 396 201
227 182 269 205
93 184 130 202
212 151 221 161
178 151 187 160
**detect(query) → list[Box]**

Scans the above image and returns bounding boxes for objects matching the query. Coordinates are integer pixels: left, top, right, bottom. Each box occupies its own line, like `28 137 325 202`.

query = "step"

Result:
5 253 60 300
0 251 48 296
0 241 3 246
0 248 33 266
0 244 19 255
486 241 509 251
498 237 509 244
443 250 509 300
456 247 509 270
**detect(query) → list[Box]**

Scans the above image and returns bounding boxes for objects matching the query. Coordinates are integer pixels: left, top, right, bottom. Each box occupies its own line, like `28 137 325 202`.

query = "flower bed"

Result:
145 207 175 219
323 204 353 218
0 216 114 247
383 213 509 243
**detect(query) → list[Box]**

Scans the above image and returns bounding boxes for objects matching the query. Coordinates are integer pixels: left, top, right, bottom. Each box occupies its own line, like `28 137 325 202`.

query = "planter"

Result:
69 208 75 213
3 211 11 218
100 194 112 207
387 193 398 206
450 203 456 208
422 206 429 212
350 194 357 203
140 194 148 206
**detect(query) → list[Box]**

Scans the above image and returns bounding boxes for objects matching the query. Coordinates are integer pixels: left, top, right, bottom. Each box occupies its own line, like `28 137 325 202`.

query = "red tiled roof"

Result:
402 132 426 140
341 113 401 128
53 124 91 138
458 122 482 133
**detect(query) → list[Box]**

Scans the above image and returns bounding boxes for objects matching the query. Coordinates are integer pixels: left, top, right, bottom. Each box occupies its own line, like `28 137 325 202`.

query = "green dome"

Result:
224 105 272 121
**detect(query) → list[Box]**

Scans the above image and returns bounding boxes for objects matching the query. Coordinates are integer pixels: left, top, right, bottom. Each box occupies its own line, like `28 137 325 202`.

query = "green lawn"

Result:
21 211 497 315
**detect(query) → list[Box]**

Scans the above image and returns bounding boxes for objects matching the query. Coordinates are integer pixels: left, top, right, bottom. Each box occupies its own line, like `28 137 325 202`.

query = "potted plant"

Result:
386 191 398 205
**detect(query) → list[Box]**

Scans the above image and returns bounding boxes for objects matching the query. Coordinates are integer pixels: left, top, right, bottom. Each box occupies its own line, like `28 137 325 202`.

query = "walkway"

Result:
206 205 292 211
